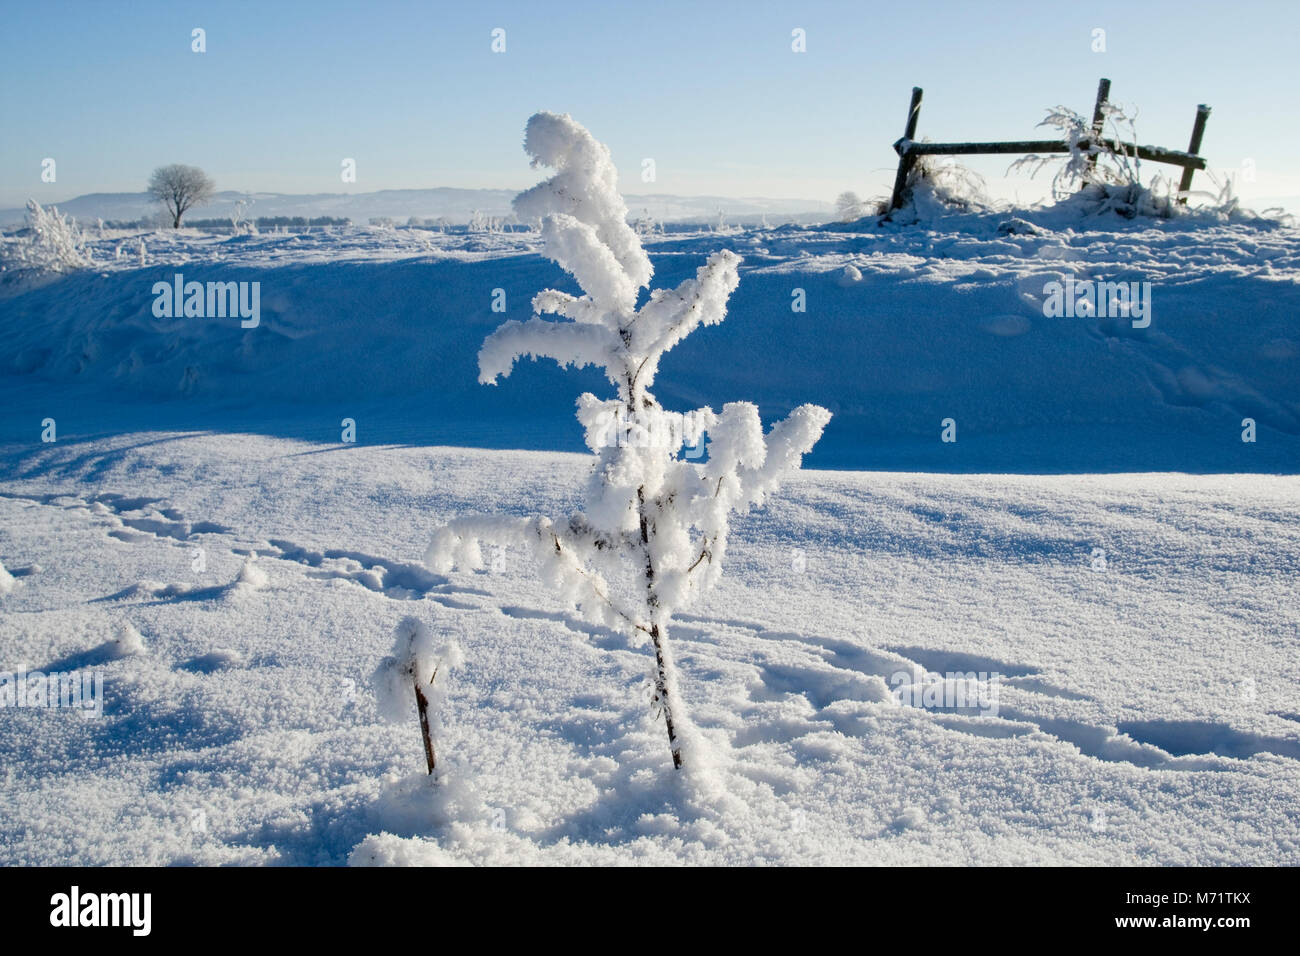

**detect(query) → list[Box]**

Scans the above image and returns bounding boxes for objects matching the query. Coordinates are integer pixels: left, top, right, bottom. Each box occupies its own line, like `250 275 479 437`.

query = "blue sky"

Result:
2 0 1297 208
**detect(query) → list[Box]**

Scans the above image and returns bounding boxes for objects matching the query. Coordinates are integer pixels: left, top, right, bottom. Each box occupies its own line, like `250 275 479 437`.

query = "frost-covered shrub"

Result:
1012 104 1145 201
835 191 877 222
427 113 830 771
373 617 462 774
632 208 662 237
8 200 91 274
895 154 989 219
1009 101 1243 221
1179 174 1297 226
1059 178 1178 219
1060 170 1296 224
468 209 505 234
230 198 256 235
1003 104 1233 220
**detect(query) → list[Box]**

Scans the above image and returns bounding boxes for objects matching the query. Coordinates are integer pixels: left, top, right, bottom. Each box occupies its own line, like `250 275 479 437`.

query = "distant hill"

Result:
0 189 832 228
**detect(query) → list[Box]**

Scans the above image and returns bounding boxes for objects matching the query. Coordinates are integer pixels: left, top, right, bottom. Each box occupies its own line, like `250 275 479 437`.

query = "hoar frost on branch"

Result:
426 112 830 771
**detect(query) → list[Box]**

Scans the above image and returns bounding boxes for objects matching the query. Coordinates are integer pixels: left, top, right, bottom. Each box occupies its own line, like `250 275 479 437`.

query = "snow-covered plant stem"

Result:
373 617 462 776
427 113 830 771
639 485 683 766
648 623 680 765
413 664 439 773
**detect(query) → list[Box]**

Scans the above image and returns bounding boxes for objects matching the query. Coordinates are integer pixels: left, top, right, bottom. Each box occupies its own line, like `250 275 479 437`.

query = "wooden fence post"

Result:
887 87 924 212
1176 105 1211 203
1085 77 1112 179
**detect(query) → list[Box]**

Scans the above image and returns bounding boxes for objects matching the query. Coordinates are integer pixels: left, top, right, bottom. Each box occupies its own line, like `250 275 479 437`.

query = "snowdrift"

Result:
1 214 1297 472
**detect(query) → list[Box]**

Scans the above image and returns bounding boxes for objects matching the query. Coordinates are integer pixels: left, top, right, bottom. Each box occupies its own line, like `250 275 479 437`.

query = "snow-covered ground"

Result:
4 210 1297 470
2 209 1298 866
2 436 1297 865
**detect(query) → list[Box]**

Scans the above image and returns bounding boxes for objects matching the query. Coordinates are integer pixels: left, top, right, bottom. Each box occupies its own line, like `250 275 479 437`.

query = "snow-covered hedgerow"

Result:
427 112 830 772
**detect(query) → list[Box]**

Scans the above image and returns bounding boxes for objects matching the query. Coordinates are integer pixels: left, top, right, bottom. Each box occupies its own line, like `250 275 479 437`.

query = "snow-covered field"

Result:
4 207 1297 471
2 436 1298 865
2 200 1298 865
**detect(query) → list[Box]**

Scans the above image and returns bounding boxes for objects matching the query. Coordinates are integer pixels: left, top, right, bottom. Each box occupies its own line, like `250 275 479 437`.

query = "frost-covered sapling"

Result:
373 617 463 774
426 113 830 770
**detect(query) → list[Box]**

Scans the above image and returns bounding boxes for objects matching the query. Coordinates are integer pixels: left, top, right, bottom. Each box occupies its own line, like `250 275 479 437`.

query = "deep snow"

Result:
1 435 1297 864
2 213 1297 472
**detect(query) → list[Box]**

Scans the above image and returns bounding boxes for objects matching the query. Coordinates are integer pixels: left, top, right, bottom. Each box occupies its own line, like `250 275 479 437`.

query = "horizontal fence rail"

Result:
885 79 1211 214
898 139 1207 169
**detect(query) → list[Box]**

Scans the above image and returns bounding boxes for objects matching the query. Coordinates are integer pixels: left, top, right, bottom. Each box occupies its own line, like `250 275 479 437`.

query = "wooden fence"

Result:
886 78 1211 214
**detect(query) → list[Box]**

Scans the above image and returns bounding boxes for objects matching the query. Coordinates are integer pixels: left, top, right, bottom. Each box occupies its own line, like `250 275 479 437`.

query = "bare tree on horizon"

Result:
148 164 216 228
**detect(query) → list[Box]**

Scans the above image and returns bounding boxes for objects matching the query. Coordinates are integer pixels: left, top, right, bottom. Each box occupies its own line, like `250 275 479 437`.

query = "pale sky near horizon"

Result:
2 0 1298 209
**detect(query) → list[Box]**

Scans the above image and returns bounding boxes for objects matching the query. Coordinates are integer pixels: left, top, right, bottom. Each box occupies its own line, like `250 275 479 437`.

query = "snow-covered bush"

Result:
899 155 989 218
468 209 507 234
835 190 876 222
1060 178 1178 219
230 198 256 235
1020 105 1242 220
1012 104 1144 200
1179 173 1297 226
1008 103 1191 219
8 200 91 274
632 208 662 237
1061 168 1295 224
426 113 830 771
373 617 463 774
